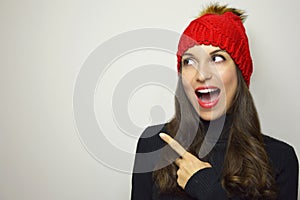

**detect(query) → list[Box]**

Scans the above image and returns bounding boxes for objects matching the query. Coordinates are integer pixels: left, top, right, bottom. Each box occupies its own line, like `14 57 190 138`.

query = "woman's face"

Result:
181 45 238 121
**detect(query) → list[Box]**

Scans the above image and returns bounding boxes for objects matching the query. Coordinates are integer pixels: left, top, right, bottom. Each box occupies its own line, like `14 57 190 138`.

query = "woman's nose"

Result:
195 68 212 82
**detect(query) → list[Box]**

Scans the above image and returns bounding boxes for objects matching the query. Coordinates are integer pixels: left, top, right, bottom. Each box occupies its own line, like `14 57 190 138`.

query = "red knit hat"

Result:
177 12 253 86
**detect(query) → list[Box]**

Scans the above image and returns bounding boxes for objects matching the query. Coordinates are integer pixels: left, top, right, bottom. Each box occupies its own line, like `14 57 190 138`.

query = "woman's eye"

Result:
212 55 225 63
182 58 196 66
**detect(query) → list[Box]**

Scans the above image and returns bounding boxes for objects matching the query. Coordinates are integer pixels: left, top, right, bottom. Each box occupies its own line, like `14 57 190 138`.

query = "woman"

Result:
131 4 299 200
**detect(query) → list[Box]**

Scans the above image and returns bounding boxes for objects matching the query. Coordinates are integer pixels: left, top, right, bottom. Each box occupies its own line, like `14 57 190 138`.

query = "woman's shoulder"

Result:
262 134 298 171
262 134 295 153
135 123 168 153
133 124 169 172
140 123 166 138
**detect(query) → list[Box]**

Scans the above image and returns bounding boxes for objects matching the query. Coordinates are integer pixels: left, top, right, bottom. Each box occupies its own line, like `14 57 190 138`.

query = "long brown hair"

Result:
153 65 277 199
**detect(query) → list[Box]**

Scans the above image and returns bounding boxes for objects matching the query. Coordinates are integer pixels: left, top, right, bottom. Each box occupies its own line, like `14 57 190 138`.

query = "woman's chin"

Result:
197 106 227 121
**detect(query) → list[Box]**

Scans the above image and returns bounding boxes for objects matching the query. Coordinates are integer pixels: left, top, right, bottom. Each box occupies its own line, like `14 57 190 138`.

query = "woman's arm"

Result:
184 168 234 200
275 145 299 199
131 125 166 200
131 171 153 200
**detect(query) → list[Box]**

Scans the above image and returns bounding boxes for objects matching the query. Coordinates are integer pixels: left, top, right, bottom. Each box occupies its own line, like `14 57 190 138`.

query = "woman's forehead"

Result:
184 45 224 55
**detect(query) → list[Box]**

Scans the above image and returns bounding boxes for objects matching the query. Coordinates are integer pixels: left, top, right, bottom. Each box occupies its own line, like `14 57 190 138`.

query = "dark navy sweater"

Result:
131 122 299 200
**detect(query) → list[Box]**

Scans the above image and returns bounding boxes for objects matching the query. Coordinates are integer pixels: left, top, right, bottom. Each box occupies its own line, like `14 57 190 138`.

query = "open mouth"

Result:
195 87 221 108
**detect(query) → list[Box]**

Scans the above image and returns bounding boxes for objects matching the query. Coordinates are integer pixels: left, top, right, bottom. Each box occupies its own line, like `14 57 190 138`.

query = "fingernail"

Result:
159 133 166 138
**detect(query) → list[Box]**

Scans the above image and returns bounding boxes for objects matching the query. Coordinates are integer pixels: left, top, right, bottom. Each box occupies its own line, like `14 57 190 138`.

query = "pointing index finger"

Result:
159 133 187 157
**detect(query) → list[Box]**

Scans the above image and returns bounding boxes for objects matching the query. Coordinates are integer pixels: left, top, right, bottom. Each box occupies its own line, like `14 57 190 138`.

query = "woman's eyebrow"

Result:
182 52 194 57
210 49 227 55
183 49 226 57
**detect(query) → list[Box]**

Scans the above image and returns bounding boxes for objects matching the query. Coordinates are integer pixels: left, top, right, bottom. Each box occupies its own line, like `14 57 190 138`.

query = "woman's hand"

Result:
159 133 212 189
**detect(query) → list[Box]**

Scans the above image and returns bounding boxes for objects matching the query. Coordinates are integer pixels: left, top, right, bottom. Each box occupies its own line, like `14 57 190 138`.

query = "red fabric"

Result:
177 12 253 86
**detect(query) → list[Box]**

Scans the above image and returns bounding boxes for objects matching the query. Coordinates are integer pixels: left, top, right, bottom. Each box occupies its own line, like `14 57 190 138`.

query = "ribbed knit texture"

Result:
177 12 253 86
131 123 299 200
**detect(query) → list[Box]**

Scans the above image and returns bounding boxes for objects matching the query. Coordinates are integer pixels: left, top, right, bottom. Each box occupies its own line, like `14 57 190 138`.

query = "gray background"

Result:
0 0 299 199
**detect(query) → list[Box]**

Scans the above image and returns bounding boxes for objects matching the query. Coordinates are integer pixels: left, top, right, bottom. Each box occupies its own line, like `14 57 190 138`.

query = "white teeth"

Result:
197 88 218 94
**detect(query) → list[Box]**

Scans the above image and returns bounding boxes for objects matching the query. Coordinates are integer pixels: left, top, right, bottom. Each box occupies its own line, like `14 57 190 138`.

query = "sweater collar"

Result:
200 114 233 143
